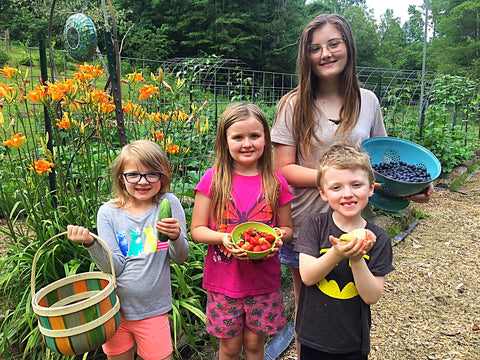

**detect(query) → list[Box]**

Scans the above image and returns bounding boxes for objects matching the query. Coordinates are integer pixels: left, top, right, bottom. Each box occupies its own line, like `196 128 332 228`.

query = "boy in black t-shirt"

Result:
294 144 395 360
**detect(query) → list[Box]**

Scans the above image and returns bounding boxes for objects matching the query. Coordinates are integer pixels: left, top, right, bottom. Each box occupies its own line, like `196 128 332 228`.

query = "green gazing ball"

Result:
64 13 98 62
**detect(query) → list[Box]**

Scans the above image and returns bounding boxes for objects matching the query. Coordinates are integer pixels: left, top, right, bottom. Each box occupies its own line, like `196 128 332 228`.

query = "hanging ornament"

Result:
63 13 98 62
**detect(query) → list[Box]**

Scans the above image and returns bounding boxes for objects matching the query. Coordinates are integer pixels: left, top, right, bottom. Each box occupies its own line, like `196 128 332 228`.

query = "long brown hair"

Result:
211 103 279 226
275 13 361 160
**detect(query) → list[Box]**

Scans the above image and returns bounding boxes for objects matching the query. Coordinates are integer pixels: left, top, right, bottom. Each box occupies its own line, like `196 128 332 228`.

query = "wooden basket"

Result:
31 232 121 355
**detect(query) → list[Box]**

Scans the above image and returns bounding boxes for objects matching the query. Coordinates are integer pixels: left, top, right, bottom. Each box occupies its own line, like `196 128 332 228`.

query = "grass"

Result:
449 162 480 190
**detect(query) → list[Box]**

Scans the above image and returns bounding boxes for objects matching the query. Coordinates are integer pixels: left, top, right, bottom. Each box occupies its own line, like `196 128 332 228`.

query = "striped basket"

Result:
31 232 121 355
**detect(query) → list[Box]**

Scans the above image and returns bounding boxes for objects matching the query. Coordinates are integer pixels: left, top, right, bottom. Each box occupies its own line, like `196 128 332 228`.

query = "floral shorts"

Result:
206 289 286 338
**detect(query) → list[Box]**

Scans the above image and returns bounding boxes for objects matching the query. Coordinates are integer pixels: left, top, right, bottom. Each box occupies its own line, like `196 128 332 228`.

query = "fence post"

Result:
39 38 57 206
376 75 382 100
105 30 126 147
5 29 11 51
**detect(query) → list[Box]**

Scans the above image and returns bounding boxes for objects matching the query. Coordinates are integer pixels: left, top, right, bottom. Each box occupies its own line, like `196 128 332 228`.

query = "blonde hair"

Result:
275 13 361 160
110 140 171 207
316 143 374 190
211 103 279 225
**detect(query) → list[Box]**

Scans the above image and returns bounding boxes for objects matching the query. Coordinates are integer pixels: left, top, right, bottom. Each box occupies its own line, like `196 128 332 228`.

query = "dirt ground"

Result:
278 166 480 359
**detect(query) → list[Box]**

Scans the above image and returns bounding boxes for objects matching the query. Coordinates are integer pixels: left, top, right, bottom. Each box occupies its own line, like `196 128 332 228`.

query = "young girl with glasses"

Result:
191 102 293 360
67 139 189 360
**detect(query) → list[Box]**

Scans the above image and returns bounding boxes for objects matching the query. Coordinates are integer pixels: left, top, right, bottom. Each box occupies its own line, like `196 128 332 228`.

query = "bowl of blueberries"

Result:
361 137 441 211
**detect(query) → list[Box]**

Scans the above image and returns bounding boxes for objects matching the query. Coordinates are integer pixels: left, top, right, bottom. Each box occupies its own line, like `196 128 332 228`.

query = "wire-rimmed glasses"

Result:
309 37 345 54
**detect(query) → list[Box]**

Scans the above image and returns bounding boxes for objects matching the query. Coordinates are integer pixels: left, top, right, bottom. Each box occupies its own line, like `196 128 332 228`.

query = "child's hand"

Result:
156 217 181 240
264 236 283 259
362 229 377 253
222 234 249 260
67 225 94 246
329 234 372 261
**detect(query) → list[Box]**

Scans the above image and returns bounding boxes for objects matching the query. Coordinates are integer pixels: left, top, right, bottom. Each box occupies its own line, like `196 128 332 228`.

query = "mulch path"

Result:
279 168 480 360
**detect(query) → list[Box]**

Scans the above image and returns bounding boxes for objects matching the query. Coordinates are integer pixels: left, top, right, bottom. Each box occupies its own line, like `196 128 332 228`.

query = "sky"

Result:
365 0 425 24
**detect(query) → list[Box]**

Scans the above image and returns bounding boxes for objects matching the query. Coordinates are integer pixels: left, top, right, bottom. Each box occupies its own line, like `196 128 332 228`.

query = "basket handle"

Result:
31 231 117 299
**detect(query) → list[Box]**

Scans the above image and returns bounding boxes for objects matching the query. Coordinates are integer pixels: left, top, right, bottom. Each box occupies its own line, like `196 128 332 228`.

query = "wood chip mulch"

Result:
279 169 480 360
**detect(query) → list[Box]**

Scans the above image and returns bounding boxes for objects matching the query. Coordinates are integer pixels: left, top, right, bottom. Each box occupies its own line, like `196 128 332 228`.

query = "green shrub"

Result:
0 49 10 66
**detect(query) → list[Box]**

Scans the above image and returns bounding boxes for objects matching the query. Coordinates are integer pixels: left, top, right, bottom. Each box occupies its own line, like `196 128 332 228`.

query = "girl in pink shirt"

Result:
191 103 293 360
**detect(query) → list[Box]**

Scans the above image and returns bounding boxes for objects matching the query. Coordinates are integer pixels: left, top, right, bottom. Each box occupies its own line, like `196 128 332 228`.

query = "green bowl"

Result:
229 222 282 260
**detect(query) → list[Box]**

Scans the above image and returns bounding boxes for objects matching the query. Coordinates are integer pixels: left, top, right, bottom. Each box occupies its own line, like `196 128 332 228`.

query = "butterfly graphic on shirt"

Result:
213 194 274 263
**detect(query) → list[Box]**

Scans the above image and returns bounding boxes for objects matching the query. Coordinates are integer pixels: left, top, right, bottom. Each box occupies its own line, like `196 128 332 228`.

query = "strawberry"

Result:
265 234 275 243
253 245 262 252
258 237 267 245
247 228 256 236
260 243 271 251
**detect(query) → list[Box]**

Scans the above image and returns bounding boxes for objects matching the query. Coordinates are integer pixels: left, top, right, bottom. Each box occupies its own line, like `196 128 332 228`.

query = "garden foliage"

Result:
0 63 213 359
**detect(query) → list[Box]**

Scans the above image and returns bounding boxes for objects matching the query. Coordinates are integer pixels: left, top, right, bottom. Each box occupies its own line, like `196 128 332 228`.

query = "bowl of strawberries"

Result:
229 222 282 260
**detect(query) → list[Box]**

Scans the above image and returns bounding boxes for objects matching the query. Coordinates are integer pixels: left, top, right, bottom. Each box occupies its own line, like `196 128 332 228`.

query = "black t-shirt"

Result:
294 211 395 355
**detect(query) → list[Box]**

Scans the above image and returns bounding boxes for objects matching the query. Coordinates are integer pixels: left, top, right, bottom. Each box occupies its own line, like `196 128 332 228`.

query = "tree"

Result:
343 6 380 67
402 5 426 70
377 9 407 68
429 0 480 77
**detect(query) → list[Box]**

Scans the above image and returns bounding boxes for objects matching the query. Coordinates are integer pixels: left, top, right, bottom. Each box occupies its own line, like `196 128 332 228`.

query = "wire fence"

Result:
25 48 478 128
23 48 480 183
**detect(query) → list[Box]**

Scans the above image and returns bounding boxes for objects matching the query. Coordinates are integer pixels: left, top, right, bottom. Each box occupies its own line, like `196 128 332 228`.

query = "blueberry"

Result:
372 161 431 183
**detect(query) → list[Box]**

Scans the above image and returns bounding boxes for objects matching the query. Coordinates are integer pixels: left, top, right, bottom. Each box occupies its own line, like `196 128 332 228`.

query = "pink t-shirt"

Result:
194 168 293 298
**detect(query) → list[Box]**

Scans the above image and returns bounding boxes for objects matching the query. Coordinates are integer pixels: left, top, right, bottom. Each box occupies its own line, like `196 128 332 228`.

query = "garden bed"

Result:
278 158 480 360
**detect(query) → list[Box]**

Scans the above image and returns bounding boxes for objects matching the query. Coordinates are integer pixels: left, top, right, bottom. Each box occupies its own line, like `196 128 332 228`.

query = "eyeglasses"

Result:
309 37 345 55
123 172 162 184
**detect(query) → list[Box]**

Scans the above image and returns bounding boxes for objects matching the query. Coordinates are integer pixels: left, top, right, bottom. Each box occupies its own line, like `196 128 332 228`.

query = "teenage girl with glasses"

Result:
271 13 433 358
67 139 189 360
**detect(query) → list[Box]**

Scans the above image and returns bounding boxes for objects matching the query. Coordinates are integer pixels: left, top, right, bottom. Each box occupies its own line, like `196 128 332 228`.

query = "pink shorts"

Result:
102 314 173 360
206 289 286 338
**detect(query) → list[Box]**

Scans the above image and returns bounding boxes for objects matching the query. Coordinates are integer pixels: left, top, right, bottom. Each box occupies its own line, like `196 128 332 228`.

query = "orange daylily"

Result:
90 89 109 104
149 112 169 122
3 133 26 148
99 102 116 114
56 113 71 129
0 84 17 102
47 79 79 103
126 71 145 83
122 100 146 120
29 159 54 175
1 65 19 79
166 144 179 155
26 84 49 105
76 63 103 81
169 109 189 122
138 84 158 100
155 131 164 141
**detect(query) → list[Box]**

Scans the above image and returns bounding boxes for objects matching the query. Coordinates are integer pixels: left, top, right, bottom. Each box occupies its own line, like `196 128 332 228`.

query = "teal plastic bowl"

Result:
361 137 441 210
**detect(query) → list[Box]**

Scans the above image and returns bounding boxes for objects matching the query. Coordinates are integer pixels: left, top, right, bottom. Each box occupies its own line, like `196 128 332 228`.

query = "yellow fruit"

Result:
339 228 367 244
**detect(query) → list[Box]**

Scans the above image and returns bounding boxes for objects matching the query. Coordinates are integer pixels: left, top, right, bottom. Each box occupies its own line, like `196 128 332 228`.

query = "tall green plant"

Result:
0 63 213 359
420 74 480 172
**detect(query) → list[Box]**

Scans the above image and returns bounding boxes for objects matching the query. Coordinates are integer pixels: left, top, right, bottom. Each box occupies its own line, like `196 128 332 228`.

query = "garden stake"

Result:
39 37 57 207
